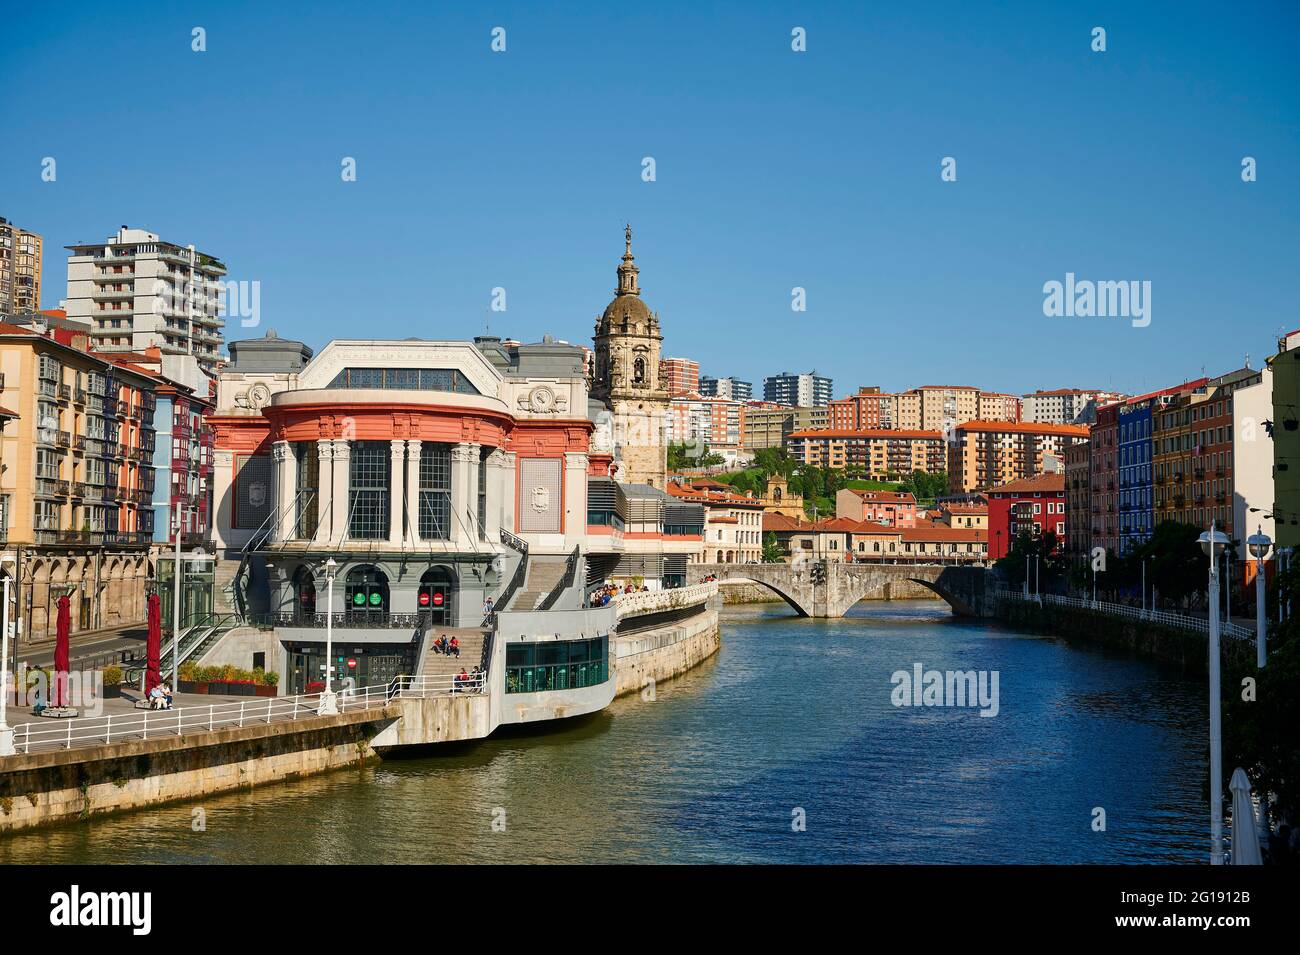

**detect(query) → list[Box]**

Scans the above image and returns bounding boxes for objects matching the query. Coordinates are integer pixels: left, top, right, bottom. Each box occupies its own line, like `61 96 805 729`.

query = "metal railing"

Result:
7 673 483 756
537 545 580 611
996 588 1254 641
612 582 717 618
248 610 430 630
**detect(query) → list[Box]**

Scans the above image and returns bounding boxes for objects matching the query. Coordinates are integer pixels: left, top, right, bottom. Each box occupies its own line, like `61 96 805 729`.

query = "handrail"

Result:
489 529 530 620
996 588 1254 641
537 545 580 611
8 672 486 756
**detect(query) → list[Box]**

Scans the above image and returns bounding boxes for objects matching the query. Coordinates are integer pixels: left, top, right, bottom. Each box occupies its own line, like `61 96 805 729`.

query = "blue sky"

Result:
2 1 1297 398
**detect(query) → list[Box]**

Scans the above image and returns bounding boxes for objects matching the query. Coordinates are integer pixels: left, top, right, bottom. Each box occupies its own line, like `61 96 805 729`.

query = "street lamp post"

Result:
1247 527 1272 669
318 558 338 715
0 555 17 757
1199 522 1230 865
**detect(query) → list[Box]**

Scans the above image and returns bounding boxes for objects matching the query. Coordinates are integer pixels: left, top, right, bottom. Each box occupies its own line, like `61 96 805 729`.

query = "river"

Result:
1 600 1209 864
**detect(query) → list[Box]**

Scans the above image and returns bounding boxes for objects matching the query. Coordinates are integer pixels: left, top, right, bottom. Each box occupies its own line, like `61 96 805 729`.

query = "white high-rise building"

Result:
65 226 227 376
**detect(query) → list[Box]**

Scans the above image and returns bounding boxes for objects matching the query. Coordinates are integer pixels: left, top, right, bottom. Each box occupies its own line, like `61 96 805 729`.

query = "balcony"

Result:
56 431 71 449
57 384 71 402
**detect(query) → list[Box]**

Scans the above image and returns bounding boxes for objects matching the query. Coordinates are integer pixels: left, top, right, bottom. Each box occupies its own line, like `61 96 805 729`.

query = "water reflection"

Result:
0 600 1207 864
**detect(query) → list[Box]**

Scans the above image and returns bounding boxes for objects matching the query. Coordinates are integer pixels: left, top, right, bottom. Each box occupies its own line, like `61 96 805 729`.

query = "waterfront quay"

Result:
0 584 719 833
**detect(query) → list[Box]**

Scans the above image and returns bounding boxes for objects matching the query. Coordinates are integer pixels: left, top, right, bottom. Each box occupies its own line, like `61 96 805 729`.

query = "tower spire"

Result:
616 223 639 296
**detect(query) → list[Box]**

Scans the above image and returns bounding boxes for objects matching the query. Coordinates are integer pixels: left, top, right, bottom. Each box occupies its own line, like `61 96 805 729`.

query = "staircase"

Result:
505 556 569 611
419 628 488 682
214 558 242 615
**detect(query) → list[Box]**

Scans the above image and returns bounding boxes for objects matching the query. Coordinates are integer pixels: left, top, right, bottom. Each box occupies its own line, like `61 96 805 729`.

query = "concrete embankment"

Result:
994 599 1253 673
612 607 720 696
0 707 396 833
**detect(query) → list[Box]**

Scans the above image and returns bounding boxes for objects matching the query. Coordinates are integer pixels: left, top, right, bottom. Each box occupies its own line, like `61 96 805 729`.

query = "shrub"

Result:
178 661 197 682
263 671 279 686
102 665 123 686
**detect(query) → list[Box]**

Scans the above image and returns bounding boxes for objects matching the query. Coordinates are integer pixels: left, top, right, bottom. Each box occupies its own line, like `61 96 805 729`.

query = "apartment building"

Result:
1064 439 1091 560
788 428 945 477
701 376 753 400
0 217 43 315
1023 388 1126 425
986 473 1067 560
659 357 700 396
1152 369 1259 543
835 488 919 526
667 392 744 449
829 386 896 430
947 420 1089 493
666 480 764 563
742 404 793 450
764 371 833 407
1268 331 1300 548
65 226 227 376
0 323 159 640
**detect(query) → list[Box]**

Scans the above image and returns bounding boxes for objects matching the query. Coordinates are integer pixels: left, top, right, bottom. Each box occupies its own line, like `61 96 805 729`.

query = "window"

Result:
505 636 610 693
348 441 390 540
327 367 479 394
419 443 452 539
477 448 488 539
295 442 319 538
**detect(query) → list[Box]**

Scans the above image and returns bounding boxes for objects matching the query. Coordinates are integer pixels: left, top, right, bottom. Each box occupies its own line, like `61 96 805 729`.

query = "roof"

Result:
763 512 814 532
0 406 20 419
847 490 917 505
897 526 987 543
788 428 944 440
941 502 988 514
954 420 1089 437
985 473 1066 495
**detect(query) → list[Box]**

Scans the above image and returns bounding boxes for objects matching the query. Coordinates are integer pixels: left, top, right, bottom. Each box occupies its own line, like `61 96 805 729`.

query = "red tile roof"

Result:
986 473 1066 495
954 420 1089 437
788 428 944 440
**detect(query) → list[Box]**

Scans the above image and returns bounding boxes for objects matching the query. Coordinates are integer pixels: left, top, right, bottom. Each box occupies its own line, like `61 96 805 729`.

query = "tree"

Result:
668 442 723 472
762 532 785 563
995 530 1066 590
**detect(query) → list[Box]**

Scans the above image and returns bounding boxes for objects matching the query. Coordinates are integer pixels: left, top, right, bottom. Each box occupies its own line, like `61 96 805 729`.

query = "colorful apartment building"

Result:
835 488 919 526
0 323 159 640
659 357 699 396
788 428 945 477
1268 331 1300 548
985 473 1067 560
0 217 43 315
1064 439 1091 560
947 420 1088 493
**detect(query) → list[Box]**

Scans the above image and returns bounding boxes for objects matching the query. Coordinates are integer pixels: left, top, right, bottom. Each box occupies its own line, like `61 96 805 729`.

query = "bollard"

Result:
104 714 112 746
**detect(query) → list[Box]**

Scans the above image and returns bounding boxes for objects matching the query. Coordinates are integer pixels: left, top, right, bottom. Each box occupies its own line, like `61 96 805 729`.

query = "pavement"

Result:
3 686 391 757
14 625 149 670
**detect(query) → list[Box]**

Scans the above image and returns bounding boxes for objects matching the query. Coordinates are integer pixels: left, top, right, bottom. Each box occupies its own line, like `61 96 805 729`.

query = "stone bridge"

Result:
694 562 996 618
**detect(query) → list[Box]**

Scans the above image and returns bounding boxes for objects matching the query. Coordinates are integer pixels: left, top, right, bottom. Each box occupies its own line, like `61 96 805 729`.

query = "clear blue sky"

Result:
2 1 1297 398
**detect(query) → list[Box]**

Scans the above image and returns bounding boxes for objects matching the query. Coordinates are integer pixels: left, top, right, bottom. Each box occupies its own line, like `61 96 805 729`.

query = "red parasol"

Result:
146 591 162 695
53 594 71 708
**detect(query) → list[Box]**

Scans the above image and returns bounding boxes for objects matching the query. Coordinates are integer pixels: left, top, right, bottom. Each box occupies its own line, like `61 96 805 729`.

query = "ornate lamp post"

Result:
1199 523 1231 865
1247 527 1272 669
318 558 339 715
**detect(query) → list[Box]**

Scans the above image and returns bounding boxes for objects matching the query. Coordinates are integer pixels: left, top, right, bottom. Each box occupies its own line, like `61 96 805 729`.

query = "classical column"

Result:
389 440 405 545
330 439 351 544
451 443 479 548
271 440 294 541
484 447 509 541
211 449 236 550
499 450 518 534
404 439 422 547
563 451 588 549
311 439 333 544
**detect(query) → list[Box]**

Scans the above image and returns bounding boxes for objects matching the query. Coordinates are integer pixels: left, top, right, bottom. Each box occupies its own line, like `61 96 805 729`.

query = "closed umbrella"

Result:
53 594 71 708
1229 767 1264 865
146 592 162 695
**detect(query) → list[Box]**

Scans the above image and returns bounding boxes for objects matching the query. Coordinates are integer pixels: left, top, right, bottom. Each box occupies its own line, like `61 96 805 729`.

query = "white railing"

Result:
8 672 487 757
997 588 1255 641
612 582 717 618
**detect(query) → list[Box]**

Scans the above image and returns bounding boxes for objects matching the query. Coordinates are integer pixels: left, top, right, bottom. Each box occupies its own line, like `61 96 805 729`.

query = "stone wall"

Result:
994 599 1254 673
612 608 720 696
0 708 396 833
197 626 289 682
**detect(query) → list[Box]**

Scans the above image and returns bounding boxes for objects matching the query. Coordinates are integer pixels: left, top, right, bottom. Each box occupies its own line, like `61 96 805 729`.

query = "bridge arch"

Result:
709 572 812 617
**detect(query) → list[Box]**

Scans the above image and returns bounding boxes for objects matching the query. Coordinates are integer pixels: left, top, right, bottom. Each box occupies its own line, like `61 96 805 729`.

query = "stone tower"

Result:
592 225 668 487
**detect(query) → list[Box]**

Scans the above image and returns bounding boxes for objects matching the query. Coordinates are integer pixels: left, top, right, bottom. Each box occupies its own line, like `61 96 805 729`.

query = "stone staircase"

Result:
419 628 488 681
505 556 569 611
213 557 242 615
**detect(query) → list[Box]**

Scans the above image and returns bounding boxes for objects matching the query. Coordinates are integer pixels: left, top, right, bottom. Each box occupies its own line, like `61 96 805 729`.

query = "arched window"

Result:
292 566 316 620
418 567 456 625
633 357 646 384
345 565 389 620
